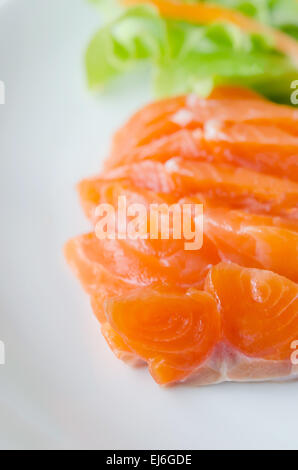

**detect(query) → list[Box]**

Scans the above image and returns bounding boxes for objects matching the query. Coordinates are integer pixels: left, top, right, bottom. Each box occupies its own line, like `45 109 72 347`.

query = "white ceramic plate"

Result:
0 0 298 451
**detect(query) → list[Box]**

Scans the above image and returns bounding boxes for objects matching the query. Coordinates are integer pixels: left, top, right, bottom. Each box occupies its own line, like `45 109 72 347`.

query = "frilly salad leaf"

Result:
86 2 298 102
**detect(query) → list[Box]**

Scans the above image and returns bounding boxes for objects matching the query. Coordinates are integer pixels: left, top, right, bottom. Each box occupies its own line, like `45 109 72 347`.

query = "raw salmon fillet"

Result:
65 87 298 386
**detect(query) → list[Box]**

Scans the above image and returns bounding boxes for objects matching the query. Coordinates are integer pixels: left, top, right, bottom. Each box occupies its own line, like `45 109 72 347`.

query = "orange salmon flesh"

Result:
65 87 298 386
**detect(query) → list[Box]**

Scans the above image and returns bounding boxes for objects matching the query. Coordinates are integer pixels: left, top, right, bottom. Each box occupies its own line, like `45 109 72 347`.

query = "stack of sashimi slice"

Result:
65 86 298 386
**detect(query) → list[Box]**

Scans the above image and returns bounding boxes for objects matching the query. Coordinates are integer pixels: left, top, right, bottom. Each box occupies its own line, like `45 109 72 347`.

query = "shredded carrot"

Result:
122 0 298 64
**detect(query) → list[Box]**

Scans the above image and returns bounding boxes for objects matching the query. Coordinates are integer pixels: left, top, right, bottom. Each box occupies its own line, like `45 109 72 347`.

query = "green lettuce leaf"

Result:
86 3 298 102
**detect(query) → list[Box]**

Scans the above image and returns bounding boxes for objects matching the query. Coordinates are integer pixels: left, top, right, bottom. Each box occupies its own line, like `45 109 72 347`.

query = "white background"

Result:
0 0 297 450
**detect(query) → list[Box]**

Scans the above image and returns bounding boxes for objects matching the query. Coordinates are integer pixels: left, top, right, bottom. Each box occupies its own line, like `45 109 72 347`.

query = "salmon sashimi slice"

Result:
78 165 175 222
108 130 205 169
198 122 298 182
106 290 221 385
206 263 298 362
107 95 298 180
110 95 298 155
80 159 298 223
107 86 267 170
65 233 167 291
108 96 187 169
107 125 298 182
65 229 219 293
64 229 195 297
165 157 298 220
203 207 298 283
169 98 298 133
64 234 140 295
